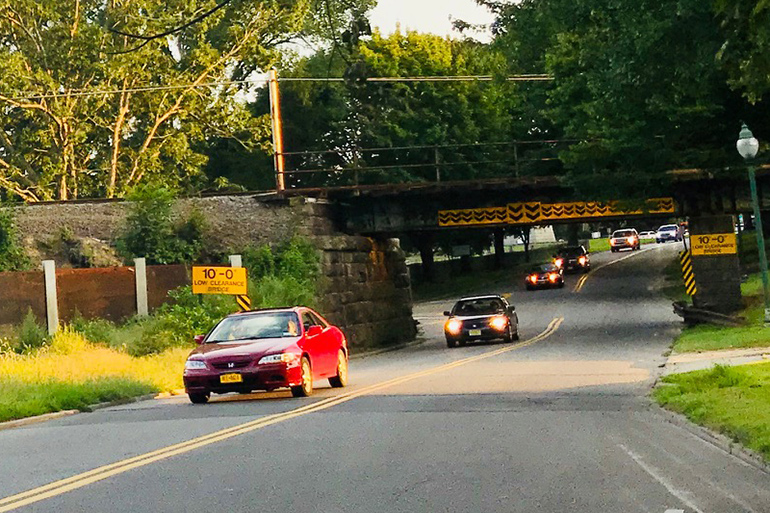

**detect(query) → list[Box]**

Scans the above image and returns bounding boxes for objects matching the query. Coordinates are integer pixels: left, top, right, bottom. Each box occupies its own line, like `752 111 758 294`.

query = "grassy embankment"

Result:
0 329 187 423
671 232 770 353
655 232 770 462
654 363 770 460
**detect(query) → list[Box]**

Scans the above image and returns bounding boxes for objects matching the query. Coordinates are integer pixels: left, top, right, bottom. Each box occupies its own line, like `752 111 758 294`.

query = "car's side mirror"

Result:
508 306 516 313
443 311 451 316
306 325 323 337
194 335 206 345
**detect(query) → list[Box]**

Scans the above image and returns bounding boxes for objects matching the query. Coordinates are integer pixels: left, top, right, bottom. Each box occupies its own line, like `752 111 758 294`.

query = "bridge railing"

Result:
279 139 578 192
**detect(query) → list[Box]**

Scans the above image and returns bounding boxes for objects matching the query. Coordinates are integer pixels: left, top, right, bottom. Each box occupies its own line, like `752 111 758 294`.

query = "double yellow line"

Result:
0 317 563 512
573 274 589 293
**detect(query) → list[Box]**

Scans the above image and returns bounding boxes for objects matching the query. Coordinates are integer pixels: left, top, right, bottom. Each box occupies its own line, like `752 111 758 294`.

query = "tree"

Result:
248 30 523 189
715 0 770 102
482 0 770 199
0 0 373 201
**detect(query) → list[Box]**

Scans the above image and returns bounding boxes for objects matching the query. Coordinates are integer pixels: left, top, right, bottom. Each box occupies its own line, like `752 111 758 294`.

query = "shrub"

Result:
116 185 207 264
0 207 30 271
70 313 117 346
17 309 49 353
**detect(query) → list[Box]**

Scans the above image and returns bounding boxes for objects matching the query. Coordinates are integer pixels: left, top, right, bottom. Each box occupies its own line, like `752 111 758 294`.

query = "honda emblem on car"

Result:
228 362 235 369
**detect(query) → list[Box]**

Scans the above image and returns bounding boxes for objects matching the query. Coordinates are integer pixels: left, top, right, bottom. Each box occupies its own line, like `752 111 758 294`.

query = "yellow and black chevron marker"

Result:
438 198 676 227
236 295 252 312
507 202 542 223
679 250 697 296
438 207 508 227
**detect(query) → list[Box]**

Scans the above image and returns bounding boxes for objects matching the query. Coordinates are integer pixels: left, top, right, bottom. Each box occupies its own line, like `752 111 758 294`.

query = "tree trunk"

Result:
522 227 531 263
417 232 436 282
493 228 505 269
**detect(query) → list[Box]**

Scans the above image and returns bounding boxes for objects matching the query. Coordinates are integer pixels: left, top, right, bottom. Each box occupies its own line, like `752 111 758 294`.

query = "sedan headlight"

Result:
258 353 300 365
185 359 207 370
489 316 508 331
445 319 462 335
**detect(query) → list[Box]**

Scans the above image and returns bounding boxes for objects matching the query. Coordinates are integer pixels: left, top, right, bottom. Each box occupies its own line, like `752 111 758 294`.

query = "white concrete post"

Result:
134 257 149 317
42 260 59 335
229 255 243 268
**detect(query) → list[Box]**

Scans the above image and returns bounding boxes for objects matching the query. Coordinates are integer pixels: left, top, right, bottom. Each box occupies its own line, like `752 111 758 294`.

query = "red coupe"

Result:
183 307 348 404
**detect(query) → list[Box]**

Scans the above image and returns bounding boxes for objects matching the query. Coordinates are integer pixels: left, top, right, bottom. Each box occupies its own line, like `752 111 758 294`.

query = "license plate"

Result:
469 329 482 337
220 373 243 384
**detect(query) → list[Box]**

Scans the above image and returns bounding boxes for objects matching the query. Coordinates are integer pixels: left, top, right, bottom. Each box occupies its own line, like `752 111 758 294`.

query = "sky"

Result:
369 0 495 42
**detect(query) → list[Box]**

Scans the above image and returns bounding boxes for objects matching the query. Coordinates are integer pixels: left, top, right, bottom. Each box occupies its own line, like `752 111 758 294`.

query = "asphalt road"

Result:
2 243 770 512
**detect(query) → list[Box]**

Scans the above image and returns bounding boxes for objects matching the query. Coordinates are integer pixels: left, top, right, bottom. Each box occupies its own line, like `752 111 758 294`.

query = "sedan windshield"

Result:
612 230 635 238
453 298 505 316
207 312 300 342
659 225 678 232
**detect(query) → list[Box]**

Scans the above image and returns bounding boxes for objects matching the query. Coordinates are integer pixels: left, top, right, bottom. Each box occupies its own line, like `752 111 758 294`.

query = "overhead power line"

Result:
6 75 553 101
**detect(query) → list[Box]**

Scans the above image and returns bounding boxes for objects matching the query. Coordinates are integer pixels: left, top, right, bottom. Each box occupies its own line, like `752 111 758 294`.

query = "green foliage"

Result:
0 0 362 201
0 378 156 423
116 185 206 264
654 361 770 460
17 309 49 353
70 314 117 347
0 208 30 271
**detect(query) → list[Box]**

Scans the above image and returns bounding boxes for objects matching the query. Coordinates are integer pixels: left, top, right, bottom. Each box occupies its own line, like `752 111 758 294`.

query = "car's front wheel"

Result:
291 357 313 397
189 392 210 404
329 350 348 388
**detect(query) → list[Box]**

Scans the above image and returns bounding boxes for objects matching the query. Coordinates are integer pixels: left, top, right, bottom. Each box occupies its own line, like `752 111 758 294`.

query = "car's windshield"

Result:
659 225 677 232
207 312 300 342
612 230 635 237
533 264 558 273
453 298 505 316
559 247 584 257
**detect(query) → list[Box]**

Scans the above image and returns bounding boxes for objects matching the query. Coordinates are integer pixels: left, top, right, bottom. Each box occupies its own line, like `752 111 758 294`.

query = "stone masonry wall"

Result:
11 195 416 350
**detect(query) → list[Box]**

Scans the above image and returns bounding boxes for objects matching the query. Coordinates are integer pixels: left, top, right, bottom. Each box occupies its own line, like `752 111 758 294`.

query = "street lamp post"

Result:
737 123 770 325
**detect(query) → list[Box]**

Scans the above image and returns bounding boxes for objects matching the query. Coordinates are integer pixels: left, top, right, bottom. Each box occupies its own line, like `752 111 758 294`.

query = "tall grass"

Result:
0 329 187 422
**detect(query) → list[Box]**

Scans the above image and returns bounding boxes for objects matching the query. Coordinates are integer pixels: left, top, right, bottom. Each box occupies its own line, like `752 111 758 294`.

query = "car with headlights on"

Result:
656 224 682 243
553 245 590 273
525 263 565 290
183 307 348 404
609 228 640 252
443 295 519 348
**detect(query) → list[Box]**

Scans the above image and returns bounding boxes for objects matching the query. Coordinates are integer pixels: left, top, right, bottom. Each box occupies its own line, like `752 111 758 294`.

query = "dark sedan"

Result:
525 263 565 290
443 295 519 348
183 307 348 404
554 245 590 273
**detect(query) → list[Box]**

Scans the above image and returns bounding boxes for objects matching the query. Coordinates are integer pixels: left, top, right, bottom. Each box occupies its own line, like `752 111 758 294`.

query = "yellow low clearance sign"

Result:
691 233 737 256
192 266 248 295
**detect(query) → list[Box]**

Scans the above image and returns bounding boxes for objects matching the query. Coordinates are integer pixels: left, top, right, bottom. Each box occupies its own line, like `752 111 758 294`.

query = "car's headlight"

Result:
185 359 207 370
489 316 508 331
445 319 462 335
259 353 300 365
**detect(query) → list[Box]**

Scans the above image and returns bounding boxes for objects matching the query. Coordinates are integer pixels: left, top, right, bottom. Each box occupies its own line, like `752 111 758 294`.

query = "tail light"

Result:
554 258 564 268
578 256 587 265
445 319 462 335
489 316 508 331
548 273 558 282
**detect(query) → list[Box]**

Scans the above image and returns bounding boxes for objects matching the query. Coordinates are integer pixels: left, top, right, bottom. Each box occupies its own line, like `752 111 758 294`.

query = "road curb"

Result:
0 410 79 432
350 337 427 360
0 392 161 432
653 404 770 475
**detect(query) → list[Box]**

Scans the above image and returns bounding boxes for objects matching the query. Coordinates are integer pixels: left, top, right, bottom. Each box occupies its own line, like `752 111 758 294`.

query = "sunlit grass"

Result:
673 274 770 352
654 362 770 460
0 329 188 423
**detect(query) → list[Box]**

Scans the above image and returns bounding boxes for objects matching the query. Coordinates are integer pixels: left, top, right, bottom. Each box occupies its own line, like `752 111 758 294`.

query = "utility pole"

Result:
268 69 286 192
